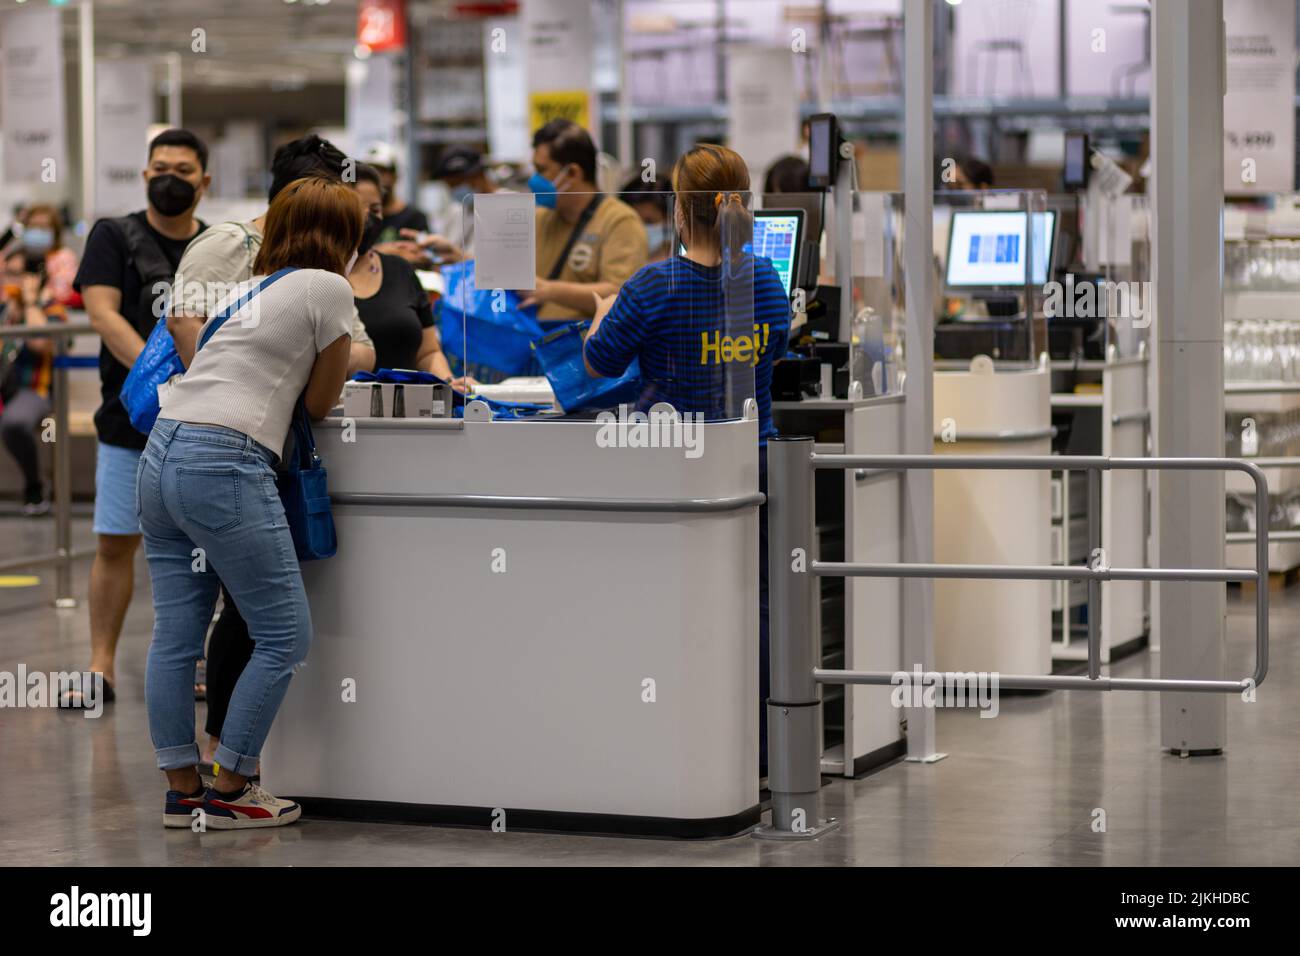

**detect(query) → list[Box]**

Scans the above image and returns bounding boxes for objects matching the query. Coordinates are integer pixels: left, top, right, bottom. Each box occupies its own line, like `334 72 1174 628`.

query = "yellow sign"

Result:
0 575 40 588
529 90 590 134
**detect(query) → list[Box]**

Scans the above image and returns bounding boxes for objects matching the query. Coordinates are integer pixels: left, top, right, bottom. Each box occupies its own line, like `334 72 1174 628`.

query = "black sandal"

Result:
58 676 116 709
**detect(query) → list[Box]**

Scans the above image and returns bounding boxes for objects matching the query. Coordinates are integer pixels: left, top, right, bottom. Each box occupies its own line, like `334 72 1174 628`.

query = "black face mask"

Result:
357 214 383 255
147 174 197 217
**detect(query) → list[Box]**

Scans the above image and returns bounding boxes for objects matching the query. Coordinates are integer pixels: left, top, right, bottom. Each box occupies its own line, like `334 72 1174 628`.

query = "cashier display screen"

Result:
746 213 801 298
677 209 804 299
945 210 1056 288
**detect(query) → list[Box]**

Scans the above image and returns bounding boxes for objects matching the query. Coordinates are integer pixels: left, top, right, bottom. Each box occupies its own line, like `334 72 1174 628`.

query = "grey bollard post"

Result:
1086 465 1102 680
755 436 838 840
53 331 75 608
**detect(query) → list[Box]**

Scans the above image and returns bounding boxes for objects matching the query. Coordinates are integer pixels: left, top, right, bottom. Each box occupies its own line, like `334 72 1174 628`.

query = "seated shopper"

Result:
143 176 360 829
0 272 65 514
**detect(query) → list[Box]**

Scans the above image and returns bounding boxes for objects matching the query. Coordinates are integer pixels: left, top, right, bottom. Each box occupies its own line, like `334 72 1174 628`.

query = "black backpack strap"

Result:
113 215 176 286
546 194 604 281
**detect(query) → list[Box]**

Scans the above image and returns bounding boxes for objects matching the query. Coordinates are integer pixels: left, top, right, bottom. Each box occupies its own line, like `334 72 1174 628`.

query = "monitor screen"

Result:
809 115 835 187
747 210 803 298
680 208 805 299
945 210 1057 288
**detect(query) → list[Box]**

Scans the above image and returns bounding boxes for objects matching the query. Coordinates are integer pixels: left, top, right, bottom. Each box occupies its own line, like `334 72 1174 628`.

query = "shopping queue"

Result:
5 121 793 828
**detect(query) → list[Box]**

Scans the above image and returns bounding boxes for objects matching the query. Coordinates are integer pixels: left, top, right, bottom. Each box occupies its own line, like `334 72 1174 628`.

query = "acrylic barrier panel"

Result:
436 189 778 424
933 189 1051 366
1072 191 1152 360
755 190 903 398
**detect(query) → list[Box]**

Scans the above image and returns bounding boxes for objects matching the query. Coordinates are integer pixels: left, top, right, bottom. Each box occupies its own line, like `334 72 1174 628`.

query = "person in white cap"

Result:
363 143 430 257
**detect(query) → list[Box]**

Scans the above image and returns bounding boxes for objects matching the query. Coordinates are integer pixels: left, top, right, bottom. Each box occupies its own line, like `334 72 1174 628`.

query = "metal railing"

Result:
0 320 97 606
757 436 1270 840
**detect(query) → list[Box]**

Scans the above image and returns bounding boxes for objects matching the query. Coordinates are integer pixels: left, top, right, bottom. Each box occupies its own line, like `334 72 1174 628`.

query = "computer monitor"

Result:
944 209 1058 289
748 208 804 299
677 207 805 300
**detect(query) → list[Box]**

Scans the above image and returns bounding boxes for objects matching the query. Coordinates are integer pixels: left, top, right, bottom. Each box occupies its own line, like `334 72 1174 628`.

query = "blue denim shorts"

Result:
94 441 144 536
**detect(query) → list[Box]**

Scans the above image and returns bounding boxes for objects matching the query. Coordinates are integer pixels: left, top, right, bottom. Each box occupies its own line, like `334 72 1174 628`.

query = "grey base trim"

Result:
331 491 766 513
851 737 907 778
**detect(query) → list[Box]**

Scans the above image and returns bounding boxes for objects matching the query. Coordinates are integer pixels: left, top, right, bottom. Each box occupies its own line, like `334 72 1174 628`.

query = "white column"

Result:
79 0 96 222
165 52 182 127
1151 0 1227 754
902 0 940 762
616 0 633 170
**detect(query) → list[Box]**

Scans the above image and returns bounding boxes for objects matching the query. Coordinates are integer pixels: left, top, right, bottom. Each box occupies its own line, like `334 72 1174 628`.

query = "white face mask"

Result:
346 250 359 273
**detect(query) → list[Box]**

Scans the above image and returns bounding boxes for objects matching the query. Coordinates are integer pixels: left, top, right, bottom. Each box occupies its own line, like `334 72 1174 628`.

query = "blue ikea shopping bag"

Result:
532 321 643 413
437 261 544 377
120 319 185 434
120 269 295 435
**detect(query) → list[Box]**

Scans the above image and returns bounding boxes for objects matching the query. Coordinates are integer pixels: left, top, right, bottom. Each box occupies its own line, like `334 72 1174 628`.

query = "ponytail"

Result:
715 190 752 274
672 145 752 255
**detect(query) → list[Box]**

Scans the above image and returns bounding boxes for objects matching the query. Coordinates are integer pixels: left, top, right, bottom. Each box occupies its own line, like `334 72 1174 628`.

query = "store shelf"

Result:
1227 538 1300 574
1226 460 1300 495
1225 290 1300 321
1224 384 1300 414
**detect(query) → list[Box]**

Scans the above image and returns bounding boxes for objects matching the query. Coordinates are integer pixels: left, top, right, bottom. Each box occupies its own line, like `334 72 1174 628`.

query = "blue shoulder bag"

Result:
120 267 295 434
277 399 337 562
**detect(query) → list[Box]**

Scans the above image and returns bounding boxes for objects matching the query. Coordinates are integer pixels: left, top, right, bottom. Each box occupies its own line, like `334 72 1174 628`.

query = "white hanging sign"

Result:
95 60 153 217
1224 0 1296 194
727 46 799 185
525 0 595 136
1 7 68 185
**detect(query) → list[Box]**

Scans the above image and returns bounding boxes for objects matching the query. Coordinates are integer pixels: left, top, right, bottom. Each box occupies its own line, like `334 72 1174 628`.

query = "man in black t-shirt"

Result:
65 128 210 707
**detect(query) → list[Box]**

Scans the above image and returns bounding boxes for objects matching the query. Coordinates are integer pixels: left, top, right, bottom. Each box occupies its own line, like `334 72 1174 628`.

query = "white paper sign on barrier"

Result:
474 192 537 291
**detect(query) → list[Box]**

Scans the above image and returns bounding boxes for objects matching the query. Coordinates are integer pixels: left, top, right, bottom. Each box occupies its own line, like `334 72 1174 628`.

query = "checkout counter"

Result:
263 187 778 837
262 404 765 837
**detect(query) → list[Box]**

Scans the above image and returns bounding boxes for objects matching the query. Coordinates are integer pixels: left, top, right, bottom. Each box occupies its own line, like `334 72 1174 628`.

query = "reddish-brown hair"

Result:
253 176 365 276
671 144 751 236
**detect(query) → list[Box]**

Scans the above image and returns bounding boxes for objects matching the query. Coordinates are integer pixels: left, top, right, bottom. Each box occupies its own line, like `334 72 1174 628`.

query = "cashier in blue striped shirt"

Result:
582 145 791 441
582 143 791 775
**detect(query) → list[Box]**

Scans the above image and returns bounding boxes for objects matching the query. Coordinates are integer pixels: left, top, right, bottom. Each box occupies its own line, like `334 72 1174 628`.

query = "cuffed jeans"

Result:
138 418 311 777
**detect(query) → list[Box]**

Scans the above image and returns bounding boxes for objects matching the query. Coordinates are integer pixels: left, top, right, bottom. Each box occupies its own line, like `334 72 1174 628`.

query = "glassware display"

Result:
1223 238 1300 292
1223 319 1300 383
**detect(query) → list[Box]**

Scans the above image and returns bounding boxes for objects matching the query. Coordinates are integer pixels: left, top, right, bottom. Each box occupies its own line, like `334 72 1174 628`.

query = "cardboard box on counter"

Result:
342 380 452 419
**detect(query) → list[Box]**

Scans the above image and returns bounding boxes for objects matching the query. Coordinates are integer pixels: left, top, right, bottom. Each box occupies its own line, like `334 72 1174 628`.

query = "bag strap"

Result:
114 215 176 285
546 194 604 281
197 267 296 352
285 398 319 472
236 221 258 276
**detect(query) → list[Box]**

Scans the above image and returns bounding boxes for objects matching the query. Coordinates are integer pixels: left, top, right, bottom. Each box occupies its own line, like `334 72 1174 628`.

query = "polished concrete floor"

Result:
1 513 1296 866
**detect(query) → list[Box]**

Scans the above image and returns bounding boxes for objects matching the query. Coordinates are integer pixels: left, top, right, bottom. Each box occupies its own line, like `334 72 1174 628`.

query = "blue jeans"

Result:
138 418 311 777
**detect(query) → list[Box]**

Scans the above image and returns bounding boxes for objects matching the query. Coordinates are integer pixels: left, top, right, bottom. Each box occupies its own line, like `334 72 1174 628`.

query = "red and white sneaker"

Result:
200 782 302 829
164 786 207 828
